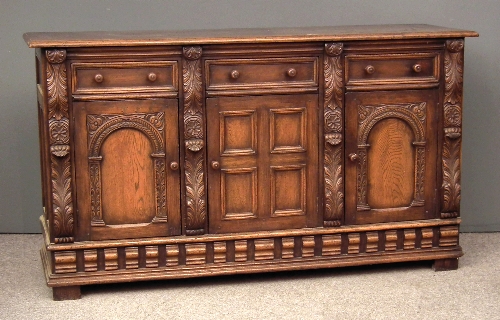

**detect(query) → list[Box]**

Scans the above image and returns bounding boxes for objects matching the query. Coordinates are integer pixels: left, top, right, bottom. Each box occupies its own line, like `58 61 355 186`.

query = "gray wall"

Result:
1 0 498 233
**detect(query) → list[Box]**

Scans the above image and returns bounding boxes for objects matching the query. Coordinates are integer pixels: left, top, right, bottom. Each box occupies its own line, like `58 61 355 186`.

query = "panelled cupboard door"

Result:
207 94 319 233
74 99 181 241
345 90 438 224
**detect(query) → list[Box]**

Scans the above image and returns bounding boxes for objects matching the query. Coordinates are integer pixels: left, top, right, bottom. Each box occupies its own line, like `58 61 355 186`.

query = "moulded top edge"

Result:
23 24 479 48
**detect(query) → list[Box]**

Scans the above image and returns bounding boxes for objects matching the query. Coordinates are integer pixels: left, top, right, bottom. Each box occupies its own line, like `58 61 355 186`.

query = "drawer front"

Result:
206 57 318 91
345 53 439 86
72 61 178 94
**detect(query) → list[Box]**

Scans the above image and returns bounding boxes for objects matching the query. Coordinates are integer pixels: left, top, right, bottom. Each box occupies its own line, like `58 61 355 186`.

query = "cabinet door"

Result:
345 90 438 224
74 99 180 240
207 94 319 233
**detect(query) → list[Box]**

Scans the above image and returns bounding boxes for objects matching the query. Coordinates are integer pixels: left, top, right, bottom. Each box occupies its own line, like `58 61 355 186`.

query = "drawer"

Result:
345 53 439 87
71 61 178 94
205 57 318 91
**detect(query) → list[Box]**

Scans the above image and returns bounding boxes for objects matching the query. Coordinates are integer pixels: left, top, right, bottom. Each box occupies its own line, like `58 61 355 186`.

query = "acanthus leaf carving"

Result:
46 61 68 120
51 154 74 243
323 43 344 226
442 136 461 216
185 151 206 235
324 143 343 226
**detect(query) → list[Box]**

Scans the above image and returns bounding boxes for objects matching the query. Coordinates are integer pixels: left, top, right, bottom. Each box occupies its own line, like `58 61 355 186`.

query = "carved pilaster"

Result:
46 49 74 243
323 43 344 227
183 46 207 235
441 40 464 218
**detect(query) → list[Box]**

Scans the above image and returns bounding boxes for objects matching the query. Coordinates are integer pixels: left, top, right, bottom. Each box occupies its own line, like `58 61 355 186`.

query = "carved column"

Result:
441 40 464 218
323 43 344 227
46 49 74 243
182 46 207 235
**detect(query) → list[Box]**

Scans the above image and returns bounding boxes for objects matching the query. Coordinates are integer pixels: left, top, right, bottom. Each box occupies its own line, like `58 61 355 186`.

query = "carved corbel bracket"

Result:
323 42 344 227
183 46 207 235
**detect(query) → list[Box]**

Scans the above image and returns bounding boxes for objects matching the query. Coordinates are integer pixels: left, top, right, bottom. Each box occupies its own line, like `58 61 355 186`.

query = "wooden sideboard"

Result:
24 25 478 300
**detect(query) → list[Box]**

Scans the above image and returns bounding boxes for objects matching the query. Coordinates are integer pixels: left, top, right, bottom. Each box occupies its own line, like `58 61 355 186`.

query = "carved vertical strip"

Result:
412 146 426 206
89 160 104 226
183 46 207 235
323 43 344 227
46 49 74 243
356 146 370 211
153 158 168 222
441 40 464 219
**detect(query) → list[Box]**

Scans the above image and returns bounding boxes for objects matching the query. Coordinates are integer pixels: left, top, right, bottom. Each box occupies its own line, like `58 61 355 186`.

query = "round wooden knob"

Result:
365 65 375 74
230 70 240 79
348 153 359 162
148 72 157 81
287 68 297 77
94 74 104 83
211 161 220 170
412 64 422 73
169 161 179 170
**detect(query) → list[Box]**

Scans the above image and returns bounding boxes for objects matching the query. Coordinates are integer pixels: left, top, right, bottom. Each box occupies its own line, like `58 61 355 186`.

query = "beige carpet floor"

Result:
0 233 498 320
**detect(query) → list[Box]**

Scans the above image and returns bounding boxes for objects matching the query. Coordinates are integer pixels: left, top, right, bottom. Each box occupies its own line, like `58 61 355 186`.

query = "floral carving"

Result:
49 118 70 144
183 46 202 60
325 43 343 57
46 49 66 64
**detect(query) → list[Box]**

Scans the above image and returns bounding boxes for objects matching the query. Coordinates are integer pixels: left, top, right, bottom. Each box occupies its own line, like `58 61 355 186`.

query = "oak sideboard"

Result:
24 25 478 300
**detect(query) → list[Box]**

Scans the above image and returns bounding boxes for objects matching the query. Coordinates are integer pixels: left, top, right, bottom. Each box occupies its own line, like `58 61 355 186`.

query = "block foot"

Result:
433 258 459 271
53 285 81 300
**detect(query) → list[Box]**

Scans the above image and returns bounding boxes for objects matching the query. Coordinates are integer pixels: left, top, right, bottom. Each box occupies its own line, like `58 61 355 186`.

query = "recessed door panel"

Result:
367 118 415 209
207 94 319 233
100 128 156 225
345 90 438 224
74 99 180 240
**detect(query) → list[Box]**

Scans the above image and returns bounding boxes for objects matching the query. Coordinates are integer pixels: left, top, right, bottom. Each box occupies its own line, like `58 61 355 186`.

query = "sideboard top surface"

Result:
24 24 478 48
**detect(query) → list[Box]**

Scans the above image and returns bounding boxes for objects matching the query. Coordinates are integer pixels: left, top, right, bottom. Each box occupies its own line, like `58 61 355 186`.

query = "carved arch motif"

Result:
87 112 167 226
356 103 427 211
